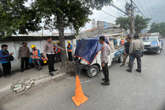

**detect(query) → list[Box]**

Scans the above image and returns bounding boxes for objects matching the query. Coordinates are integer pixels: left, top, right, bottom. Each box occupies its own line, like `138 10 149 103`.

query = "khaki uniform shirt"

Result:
101 42 111 63
129 39 144 54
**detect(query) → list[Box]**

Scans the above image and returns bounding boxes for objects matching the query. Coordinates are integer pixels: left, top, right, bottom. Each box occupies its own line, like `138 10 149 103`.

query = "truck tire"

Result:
87 65 99 78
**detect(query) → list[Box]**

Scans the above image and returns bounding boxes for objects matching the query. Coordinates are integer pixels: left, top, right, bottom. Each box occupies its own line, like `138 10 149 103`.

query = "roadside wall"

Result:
0 37 76 72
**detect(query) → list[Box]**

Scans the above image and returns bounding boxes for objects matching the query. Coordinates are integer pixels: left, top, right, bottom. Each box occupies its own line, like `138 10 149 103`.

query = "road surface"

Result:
1 51 165 110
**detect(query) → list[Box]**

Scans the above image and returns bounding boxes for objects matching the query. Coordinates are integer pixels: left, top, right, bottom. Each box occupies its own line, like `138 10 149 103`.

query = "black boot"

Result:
49 72 54 76
126 69 132 73
101 82 110 86
136 69 141 73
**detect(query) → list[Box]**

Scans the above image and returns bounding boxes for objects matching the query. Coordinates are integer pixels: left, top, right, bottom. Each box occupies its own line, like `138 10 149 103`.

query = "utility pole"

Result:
126 0 135 38
130 0 135 37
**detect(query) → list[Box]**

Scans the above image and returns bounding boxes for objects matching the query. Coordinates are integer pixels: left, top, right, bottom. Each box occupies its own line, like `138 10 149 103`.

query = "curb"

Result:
0 72 66 97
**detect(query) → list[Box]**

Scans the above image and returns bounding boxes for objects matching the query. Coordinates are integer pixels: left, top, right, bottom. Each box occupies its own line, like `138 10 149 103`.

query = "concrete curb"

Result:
35 73 66 85
0 72 66 97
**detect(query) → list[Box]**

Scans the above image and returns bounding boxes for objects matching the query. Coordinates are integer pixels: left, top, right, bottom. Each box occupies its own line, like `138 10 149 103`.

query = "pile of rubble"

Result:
10 79 35 94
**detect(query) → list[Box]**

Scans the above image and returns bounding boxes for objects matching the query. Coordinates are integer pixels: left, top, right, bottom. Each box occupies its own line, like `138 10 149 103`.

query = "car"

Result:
142 36 163 54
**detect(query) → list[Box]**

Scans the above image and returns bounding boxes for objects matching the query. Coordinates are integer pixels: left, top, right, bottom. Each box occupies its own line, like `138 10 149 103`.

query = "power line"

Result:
134 0 151 18
132 1 145 17
101 10 118 18
110 3 128 15
143 0 153 19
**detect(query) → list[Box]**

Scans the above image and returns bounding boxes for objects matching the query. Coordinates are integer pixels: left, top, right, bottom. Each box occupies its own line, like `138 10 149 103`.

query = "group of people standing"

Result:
0 37 73 77
99 34 144 86
121 34 144 73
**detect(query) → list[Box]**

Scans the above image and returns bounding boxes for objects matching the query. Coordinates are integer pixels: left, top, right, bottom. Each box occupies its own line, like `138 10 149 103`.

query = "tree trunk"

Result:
57 15 76 74
57 15 68 72
58 27 75 74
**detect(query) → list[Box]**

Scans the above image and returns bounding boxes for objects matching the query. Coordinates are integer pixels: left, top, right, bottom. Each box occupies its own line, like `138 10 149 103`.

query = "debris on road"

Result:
10 79 35 94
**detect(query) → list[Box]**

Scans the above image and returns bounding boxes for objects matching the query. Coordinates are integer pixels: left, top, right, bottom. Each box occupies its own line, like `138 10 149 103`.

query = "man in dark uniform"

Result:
67 41 73 61
120 36 131 67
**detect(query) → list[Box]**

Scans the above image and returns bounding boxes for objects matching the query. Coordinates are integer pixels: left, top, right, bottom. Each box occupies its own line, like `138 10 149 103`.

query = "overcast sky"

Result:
26 0 165 35
78 0 165 32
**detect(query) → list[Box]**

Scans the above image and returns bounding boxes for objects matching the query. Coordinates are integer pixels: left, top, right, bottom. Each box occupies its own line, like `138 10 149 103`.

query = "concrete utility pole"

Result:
130 0 135 37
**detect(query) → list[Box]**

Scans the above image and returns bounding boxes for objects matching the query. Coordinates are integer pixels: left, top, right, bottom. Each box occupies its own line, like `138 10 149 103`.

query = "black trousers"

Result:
21 57 29 71
68 52 73 61
47 54 55 72
129 54 141 71
2 62 11 76
102 63 109 82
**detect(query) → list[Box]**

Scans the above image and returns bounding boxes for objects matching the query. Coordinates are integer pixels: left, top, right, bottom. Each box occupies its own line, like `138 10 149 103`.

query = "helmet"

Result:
43 60 47 64
67 41 71 44
31 45 36 48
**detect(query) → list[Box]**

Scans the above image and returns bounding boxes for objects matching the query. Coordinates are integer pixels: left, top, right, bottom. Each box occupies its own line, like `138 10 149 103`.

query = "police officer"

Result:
127 34 144 73
44 38 57 76
99 36 111 86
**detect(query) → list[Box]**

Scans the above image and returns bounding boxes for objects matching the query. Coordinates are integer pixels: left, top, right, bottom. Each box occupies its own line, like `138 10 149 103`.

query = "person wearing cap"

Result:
99 36 111 86
127 34 144 73
18 42 30 72
67 41 73 61
31 45 42 70
44 37 57 76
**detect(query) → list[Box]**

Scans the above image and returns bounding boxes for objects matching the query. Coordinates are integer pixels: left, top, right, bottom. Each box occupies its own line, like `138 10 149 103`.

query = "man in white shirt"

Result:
99 36 111 86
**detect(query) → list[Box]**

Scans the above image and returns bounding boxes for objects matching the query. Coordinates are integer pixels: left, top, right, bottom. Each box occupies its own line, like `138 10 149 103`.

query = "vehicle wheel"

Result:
87 65 99 78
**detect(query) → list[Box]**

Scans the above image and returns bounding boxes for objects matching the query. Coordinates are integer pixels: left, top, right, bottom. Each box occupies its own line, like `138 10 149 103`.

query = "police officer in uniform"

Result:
127 34 144 73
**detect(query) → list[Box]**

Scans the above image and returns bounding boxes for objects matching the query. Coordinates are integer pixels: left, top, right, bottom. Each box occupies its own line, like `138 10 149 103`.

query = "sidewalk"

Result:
0 63 66 96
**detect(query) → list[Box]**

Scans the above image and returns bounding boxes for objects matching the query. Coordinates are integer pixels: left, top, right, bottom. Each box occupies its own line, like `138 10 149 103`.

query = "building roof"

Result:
0 35 75 42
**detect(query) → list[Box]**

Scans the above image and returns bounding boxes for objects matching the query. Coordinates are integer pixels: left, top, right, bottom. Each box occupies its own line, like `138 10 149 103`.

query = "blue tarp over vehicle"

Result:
75 38 102 64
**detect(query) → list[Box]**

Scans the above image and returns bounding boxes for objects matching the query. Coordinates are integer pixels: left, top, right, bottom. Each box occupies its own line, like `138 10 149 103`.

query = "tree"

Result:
149 22 165 37
0 0 112 71
115 17 129 30
116 15 150 34
0 0 41 37
34 0 112 64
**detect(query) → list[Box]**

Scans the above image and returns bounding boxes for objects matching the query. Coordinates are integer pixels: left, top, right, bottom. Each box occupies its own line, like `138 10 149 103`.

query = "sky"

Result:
85 0 165 29
25 0 165 35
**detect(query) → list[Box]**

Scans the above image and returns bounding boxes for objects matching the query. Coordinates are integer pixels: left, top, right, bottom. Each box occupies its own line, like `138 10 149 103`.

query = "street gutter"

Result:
0 72 66 97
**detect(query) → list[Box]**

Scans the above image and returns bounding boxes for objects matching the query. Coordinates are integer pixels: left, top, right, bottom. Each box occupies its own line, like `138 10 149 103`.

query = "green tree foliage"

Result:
34 0 112 62
0 0 41 37
116 15 150 33
149 22 165 37
0 0 112 65
115 17 129 30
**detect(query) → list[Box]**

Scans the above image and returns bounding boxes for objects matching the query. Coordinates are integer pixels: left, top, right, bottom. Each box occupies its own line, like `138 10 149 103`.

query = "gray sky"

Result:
25 0 165 34
82 0 165 31
90 0 165 23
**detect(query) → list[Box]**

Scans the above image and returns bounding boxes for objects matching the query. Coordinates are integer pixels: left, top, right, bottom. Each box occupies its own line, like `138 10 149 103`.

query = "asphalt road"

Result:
1 50 165 110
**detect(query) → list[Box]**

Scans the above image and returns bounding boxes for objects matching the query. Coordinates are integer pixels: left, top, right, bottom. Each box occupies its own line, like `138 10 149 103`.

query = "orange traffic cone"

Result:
72 75 88 106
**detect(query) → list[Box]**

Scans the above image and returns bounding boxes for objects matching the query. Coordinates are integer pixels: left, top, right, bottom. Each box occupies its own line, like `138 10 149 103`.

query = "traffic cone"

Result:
72 75 88 106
